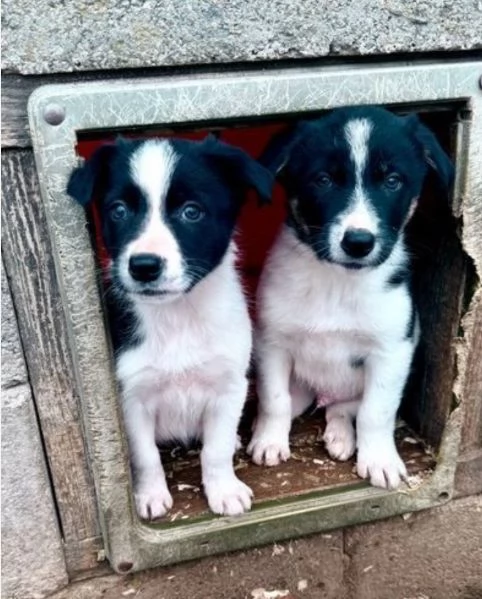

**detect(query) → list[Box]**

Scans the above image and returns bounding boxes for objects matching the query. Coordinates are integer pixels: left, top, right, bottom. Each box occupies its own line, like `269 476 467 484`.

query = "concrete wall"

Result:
1 263 68 598
2 0 481 75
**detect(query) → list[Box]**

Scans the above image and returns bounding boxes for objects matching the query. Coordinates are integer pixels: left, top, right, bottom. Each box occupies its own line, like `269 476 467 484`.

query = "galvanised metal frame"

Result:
28 60 482 573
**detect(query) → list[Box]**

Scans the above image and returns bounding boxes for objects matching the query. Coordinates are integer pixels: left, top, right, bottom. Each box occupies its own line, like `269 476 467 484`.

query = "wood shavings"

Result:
272 543 285 556
403 436 419 445
251 589 290 599
234 462 248 470
406 473 427 488
303 473 321 484
363 565 374 573
122 590 137 596
167 575 175 580
402 512 413 521
290 452 306 461
280 480 290 487
313 458 325 466
169 511 183 521
297 579 308 591
177 483 200 492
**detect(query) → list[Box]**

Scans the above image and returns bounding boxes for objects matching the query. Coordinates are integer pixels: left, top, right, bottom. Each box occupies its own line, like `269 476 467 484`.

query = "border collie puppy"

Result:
67 135 272 518
248 107 453 489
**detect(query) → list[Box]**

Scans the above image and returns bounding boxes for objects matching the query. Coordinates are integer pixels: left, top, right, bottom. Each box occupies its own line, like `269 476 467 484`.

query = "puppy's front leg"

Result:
201 378 253 516
356 342 415 489
248 340 292 466
123 397 173 520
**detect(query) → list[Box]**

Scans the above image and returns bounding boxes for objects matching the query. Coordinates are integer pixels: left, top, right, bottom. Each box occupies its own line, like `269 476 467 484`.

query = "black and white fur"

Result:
248 107 453 489
67 135 272 518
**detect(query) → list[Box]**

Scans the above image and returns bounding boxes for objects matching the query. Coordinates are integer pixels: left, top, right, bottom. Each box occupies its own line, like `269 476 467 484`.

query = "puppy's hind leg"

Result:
290 379 315 419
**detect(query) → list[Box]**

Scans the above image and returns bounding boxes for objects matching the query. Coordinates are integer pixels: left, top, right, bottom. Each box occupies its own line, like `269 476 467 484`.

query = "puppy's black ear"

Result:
259 124 302 176
406 115 455 192
67 144 117 206
203 137 274 204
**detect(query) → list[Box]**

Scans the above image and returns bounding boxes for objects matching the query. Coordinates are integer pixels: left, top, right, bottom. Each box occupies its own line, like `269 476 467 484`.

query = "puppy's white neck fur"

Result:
283 225 407 284
131 242 239 329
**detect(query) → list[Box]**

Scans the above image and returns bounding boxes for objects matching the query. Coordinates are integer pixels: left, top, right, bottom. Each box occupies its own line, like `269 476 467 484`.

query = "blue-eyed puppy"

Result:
68 135 272 518
248 107 453 489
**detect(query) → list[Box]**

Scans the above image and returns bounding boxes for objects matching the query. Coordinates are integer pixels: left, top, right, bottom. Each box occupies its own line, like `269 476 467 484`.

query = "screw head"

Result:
43 103 65 126
117 560 134 573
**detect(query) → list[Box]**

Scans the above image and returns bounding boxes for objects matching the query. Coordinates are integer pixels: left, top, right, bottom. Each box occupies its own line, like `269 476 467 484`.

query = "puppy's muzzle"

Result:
129 253 166 283
341 228 375 259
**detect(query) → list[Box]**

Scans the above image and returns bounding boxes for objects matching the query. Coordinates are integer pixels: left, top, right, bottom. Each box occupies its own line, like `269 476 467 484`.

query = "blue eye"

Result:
181 202 204 223
315 173 332 188
109 201 128 221
385 173 402 191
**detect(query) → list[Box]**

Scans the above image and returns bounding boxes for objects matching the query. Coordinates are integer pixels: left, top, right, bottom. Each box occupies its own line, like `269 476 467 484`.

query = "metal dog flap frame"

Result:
28 60 482 573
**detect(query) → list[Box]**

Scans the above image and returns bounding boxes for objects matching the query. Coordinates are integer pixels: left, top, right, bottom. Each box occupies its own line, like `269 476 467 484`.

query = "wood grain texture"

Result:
401 113 469 448
459 289 482 451
1 149 103 576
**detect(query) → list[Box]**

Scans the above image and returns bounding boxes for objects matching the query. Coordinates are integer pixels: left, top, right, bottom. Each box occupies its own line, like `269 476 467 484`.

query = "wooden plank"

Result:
455 449 482 498
1 149 103 576
154 418 434 523
459 288 482 451
402 113 469 448
1 260 69 598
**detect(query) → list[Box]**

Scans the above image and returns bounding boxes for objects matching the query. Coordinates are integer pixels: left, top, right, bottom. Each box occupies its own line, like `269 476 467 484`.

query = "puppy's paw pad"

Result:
205 476 253 516
323 418 356 461
357 445 407 490
247 436 291 467
135 485 173 520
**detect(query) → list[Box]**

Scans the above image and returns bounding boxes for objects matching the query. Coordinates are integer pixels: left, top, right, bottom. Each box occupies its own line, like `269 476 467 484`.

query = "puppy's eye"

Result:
384 173 402 191
109 201 128 221
181 202 204 223
314 173 332 188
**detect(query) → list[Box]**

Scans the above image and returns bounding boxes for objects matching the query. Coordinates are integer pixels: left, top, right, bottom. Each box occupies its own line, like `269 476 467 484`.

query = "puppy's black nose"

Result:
129 254 165 282
341 228 375 258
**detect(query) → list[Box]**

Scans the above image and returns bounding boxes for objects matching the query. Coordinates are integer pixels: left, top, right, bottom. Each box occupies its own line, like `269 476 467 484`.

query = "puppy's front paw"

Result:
134 481 173 520
357 442 407 490
323 417 356 461
204 475 253 516
247 418 291 466
247 434 290 466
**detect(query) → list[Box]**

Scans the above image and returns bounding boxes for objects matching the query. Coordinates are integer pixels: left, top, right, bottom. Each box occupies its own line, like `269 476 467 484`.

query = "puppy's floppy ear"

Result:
405 114 454 192
202 136 274 204
259 124 302 176
66 143 117 206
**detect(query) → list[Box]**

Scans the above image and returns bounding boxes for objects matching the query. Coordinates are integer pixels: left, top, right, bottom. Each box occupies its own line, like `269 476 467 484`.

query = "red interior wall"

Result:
76 123 289 318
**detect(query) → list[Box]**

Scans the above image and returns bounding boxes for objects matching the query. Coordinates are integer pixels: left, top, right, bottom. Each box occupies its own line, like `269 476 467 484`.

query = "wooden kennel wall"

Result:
25 60 481 574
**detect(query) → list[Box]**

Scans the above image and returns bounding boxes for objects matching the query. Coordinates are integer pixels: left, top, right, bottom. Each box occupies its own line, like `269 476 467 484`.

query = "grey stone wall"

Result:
1 263 68 599
2 0 481 75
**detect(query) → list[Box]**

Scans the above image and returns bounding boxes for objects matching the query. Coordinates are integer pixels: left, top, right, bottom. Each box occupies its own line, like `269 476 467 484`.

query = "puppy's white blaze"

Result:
130 140 177 210
127 140 184 281
343 199 377 232
345 118 372 179
342 118 378 236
